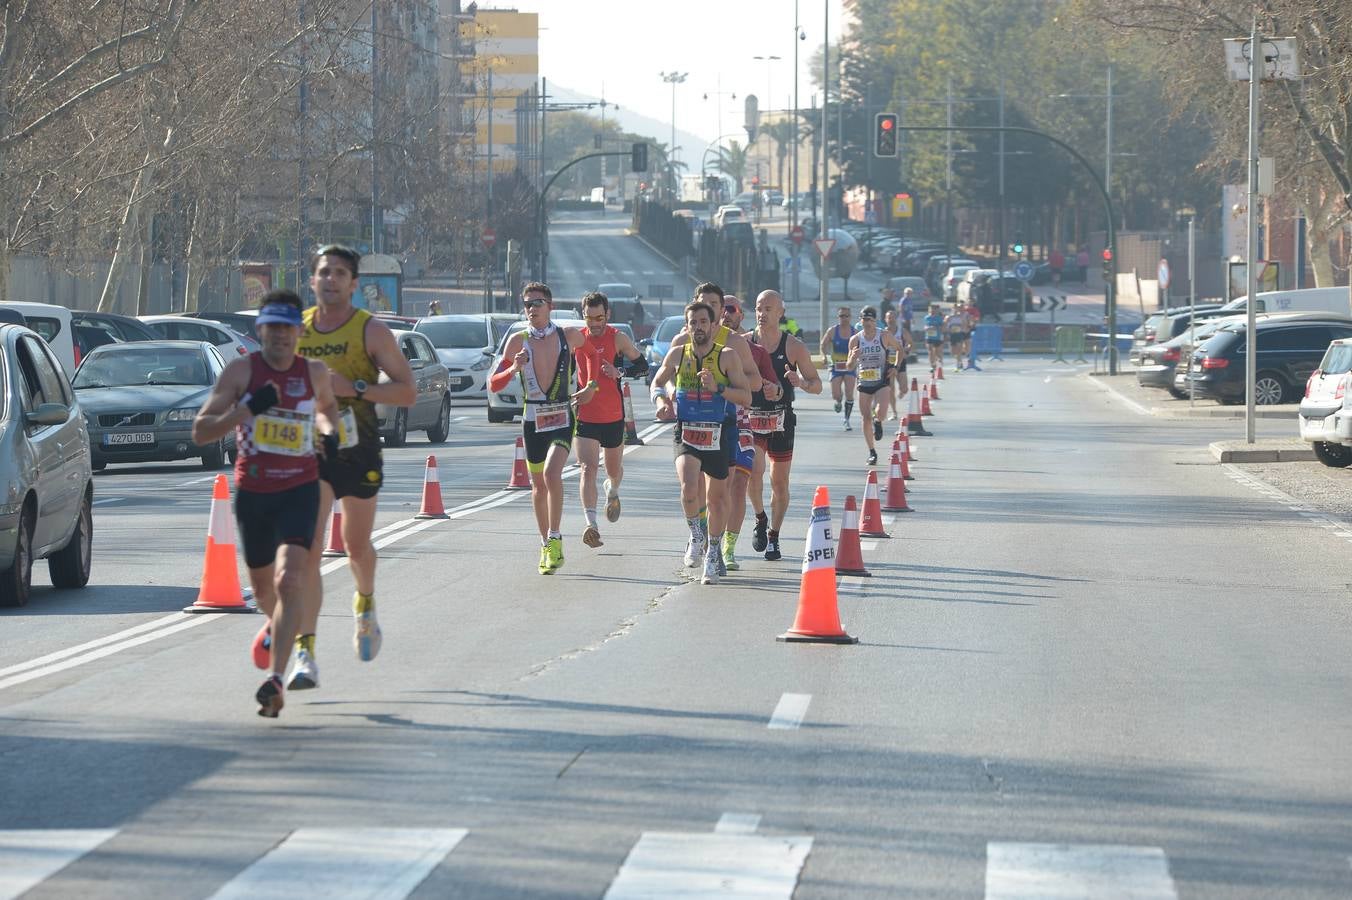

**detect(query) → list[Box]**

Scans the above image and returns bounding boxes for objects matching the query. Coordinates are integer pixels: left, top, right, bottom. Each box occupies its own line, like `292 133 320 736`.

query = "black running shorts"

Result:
523 413 576 472
235 481 320 570
575 418 625 449
319 440 383 500
672 418 734 480
752 407 796 461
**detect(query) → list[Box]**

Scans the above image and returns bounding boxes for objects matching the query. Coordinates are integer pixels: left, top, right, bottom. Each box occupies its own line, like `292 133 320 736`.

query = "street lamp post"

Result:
660 71 688 197
791 0 804 304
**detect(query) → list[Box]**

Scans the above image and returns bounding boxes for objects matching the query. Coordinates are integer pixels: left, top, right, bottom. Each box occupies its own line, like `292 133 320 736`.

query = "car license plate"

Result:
103 432 154 446
451 376 470 388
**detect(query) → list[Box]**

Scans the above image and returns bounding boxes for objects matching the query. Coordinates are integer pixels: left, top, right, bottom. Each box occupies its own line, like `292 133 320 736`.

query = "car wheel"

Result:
1313 441 1352 468
48 487 92 588
1167 386 1188 400
92 461 107 472
227 445 238 464
0 503 34 608
201 438 226 469
426 395 451 443
1254 372 1287 405
385 408 408 447
487 405 511 424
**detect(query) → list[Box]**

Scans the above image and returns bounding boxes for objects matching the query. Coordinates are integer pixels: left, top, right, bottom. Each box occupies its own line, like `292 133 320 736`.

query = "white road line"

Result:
91 497 126 506
451 415 468 422
0 829 118 900
860 540 879 552
177 474 223 488
208 828 468 900
881 515 895 526
714 813 762 835
605 832 813 899
0 612 192 679
985 843 1176 899
767 693 812 730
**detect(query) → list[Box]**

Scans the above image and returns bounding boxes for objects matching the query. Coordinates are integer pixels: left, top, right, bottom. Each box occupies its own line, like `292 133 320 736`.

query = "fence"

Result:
970 323 1004 361
1052 326 1089 363
8 253 252 314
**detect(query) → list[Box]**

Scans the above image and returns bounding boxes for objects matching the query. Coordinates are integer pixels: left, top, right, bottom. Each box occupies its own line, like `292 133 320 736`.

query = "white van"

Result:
1221 287 1352 317
0 302 75 376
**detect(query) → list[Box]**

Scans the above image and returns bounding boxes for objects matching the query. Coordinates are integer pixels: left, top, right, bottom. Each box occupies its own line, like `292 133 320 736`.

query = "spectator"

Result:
1076 247 1090 283
1049 247 1065 285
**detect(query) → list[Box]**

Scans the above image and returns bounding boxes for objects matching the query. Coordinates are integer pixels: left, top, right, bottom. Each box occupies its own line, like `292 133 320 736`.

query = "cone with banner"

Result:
322 508 347 558
415 455 449 518
622 381 644 446
506 436 531 489
882 450 913 512
859 470 891 538
777 486 858 644
834 495 871 577
184 474 252 613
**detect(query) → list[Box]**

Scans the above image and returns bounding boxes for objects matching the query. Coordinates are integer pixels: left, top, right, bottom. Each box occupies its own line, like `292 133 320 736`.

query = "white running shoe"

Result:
684 534 707 568
603 479 621 522
287 648 319 691
701 550 720 584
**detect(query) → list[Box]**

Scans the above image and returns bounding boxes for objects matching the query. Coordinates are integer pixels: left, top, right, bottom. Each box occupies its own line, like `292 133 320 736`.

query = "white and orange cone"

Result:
882 450 913 513
506 436 531 490
184 474 252 614
835 495 871 578
776 486 858 644
415 455 448 518
322 508 347 558
622 382 644 446
859 470 891 539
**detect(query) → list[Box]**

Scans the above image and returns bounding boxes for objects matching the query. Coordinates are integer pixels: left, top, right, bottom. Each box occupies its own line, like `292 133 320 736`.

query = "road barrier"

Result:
1053 325 1089 364
970 323 1004 362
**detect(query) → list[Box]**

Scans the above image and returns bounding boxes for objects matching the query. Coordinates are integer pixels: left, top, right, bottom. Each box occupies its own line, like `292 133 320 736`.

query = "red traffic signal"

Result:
874 112 898 158
1102 248 1114 261
880 118 895 132
751 175 760 186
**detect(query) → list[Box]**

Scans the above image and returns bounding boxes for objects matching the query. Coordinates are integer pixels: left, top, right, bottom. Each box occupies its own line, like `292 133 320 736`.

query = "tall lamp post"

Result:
660 71 688 197
1050 64 1116 238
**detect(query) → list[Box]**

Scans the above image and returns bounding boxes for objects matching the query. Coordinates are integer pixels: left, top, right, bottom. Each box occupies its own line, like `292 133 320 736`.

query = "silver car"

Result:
376 330 451 446
0 323 94 606
413 314 517 401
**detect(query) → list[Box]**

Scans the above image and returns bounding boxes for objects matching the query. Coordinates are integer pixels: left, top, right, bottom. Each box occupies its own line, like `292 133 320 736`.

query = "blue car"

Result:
638 315 686 383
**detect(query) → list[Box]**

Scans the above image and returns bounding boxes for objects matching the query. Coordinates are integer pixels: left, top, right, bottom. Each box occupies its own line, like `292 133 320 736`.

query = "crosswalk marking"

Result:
715 813 762 835
985 842 1177 899
767 693 811 730
605 832 813 899
208 828 467 900
0 829 117 900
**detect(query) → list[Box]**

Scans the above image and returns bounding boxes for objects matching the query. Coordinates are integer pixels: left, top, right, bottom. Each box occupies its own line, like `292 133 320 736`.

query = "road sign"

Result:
1043 295 1067 311
481 227 496 249
790 225 804 246
891 194 914 218
813 238 836 260
784 256 800 276
1013 260 1034 282
1158 258 1171 289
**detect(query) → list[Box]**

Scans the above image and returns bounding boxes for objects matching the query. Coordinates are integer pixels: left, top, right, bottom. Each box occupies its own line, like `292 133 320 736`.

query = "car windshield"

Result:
417 320 488 349
599 284 636 299
73 347 209 387
655 317 685 342
1319 343 1352 375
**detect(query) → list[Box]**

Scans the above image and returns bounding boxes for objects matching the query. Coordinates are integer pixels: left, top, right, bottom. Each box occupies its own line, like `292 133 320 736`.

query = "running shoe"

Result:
538 545 551 575
256 674 284 718
546 537 564 572
867 449 878 466
603 479 621 522
722 532 740 571
582 525 603 548
833 400 842 413
701 549 720 585
752 512 769 553
288 648 319 691
843 418 851 432
715 546 727 577
874 418 884 441
353 593 383 661
684 534 707 568
251 623 272 670
764 529 782 561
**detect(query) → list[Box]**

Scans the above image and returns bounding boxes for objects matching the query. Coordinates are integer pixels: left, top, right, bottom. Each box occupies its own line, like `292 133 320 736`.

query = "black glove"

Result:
245 383 278 416
321 431 339 461
623 355 650 379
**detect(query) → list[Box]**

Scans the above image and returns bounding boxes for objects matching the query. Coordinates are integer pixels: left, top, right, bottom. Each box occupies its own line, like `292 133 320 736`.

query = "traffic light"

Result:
1012 239 1025 256
874 112 898 157
751 175 760 187
631 142 648 172
1102 247 1115 282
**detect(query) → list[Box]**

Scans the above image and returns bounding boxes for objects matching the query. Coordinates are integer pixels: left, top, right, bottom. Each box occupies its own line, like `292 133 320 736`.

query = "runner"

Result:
922 301 945 374
572 290 647 549
944 302 969 370
650 299 753 584
819 306 856 430
882 307 912 420
192 290 340 718
487 282 597 574
749 290 823 561
292 245 416 692
846 306 905 466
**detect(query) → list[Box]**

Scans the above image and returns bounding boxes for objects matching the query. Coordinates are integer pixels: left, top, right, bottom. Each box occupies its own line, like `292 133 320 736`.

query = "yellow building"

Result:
454 7 539 175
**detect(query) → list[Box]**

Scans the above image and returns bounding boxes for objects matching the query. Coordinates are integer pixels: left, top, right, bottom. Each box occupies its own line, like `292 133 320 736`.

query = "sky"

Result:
529 0 845 147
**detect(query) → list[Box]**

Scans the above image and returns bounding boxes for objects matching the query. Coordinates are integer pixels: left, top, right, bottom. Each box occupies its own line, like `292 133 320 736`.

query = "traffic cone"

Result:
859 471 891 538
834 495 871 577
936 362 945 380
907 384 932 436
776 486 858 644
183 474 252 614
899 444 915 480
929 378 940 401
920 379 935 416
415 455 449 519
622 382 644 446
898 430 916 462
322 508 347 558
882 451 914 512
506 436 531 489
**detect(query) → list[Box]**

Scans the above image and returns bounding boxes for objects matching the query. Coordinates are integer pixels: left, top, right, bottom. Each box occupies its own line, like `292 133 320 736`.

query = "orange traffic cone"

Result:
415 455 449 518
322 508 347 558
834 495 871 577
882 451 913 512
899 445 915 480
777 486 858 644
183 474 252 614
920 379 935 416
929 378 940 401
936 362 945 380
907 385 932 436
859 471 891 538
898 430 916 462
622 382 645 446
506 436 531 489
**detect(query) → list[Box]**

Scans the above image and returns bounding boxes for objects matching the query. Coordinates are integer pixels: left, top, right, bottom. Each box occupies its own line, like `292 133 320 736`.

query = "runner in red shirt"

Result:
571 291 648 548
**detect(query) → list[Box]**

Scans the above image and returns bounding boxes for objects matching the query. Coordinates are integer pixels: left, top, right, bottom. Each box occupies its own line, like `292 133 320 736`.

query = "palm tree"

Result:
717 141 749 194
762 119 801 197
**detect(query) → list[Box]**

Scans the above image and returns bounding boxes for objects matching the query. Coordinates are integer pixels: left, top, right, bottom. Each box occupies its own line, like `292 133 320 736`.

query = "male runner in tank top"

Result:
571 290 648 549
819 306 857 431
289 245 416 693
882 307 912 421
847 305 906 466
488 282 597 574
749 290 823 561
192 289 340 718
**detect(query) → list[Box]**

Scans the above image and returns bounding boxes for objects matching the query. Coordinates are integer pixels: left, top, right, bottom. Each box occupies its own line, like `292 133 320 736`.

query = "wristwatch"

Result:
353 379 369 400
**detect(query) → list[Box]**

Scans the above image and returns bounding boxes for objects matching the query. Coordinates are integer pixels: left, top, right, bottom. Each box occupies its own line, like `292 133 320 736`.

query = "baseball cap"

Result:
256 302 303 326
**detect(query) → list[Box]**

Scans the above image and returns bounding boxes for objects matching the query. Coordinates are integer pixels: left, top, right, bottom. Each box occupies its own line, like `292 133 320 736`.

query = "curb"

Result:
1209 441 1315 463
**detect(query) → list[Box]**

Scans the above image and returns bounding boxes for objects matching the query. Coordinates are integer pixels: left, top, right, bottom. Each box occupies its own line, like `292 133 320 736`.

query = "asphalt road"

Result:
4 350 1352 897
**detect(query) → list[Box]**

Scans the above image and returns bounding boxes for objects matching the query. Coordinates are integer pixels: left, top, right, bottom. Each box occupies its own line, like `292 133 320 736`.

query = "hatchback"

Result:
376 330 450 446
141 315 258 357
1185 318 1352 405
414 314 512 401
1298 337 1352 467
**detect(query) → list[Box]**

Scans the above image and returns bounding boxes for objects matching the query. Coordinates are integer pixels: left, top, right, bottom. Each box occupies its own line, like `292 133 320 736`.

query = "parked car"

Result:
485 321 533 423
713 205 745 229
1298 336 1352 467
924 256 978 293
638 315 686 383
971 274 1034 322
71 311 162 344
1 301 76 376
73 340 234 469
0 323 93 606
1219 287 1352 317
955 269 999 304
187 310 260 342
1184 317 1352 405
941 265 981 301
1130 307 1232 365
412 314 510 402
1139 317 1240 396
1130 303 1226 364
376 330 450 446
885 276 932 307
140 315 258 357
74 325 121 360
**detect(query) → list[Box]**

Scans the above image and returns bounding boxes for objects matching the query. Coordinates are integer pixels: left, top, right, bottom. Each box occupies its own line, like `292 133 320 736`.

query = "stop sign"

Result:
481 227 496 249
790 225 804 246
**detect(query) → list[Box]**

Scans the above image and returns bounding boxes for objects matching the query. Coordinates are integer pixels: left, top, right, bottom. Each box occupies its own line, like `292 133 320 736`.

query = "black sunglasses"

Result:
523 298 548 309
723 304 739 313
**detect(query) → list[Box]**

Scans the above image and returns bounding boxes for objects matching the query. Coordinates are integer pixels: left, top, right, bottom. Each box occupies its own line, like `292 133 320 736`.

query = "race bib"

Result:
859 367 882 383
831 352 848 368
336 406 359 450
534 400 571 432
738 428 755 453
254 408 313 457
925 327 939 340
681 422 721 450
748 409 784 434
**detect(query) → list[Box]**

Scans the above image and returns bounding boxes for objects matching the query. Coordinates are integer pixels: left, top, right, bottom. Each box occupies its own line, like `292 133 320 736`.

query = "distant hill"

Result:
547 82 710 175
